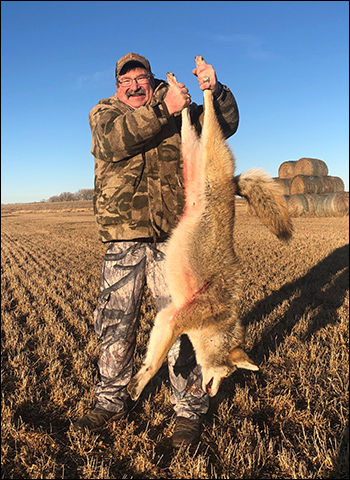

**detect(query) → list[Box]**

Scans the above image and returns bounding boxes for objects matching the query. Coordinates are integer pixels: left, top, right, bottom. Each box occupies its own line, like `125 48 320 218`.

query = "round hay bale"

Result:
322 192 349 217
273 177 292 195
290 175 325 194
304 194 324 216
323 176 345 194
294 157 328 176
278 161 298 178
290 175 345 195
287 194 310 217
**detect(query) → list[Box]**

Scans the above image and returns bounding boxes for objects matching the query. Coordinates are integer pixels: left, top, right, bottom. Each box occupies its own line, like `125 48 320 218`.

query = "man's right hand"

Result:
164 82 191 116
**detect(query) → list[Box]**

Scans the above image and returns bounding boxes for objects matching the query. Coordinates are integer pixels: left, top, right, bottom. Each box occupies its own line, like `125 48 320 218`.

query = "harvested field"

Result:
1 200 349 479
0 200 93 215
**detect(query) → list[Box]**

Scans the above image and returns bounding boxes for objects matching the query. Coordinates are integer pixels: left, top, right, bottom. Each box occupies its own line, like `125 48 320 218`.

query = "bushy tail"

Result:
234 168 293 241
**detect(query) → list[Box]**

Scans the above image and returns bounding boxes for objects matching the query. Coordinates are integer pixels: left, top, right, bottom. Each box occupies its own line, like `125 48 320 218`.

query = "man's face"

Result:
116 66 154 109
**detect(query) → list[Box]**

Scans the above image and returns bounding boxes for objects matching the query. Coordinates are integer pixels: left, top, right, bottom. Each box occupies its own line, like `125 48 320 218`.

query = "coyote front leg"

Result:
127 303 182 401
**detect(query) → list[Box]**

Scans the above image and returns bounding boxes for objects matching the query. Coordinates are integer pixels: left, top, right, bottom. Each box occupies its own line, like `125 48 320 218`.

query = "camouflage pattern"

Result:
89 79 239 243
93 240 209 419
115 52 152 78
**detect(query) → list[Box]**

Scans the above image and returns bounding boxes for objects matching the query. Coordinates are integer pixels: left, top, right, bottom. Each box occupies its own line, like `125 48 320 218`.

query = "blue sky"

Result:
1 0 349 204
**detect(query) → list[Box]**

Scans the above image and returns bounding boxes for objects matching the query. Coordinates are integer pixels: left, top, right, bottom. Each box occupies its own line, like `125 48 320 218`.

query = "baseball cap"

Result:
115 53 152 79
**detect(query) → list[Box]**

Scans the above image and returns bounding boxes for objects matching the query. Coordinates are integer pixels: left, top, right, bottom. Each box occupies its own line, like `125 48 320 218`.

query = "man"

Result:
73 53 239 446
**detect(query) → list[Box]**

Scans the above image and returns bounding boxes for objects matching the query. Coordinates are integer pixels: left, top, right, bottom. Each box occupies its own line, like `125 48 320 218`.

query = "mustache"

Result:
127 88 146 98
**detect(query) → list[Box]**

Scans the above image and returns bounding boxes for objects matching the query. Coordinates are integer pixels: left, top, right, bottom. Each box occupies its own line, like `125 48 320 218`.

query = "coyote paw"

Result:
128 364 155 401
127 376 141 401
195 55 206 66
166 72 178 86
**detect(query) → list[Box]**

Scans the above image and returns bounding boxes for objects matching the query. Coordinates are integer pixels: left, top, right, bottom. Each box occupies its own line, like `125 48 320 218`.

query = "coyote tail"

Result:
191 55 292 242
234 169 293 241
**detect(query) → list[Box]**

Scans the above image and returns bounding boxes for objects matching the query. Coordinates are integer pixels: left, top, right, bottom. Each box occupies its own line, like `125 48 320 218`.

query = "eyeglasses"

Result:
117 75 152 87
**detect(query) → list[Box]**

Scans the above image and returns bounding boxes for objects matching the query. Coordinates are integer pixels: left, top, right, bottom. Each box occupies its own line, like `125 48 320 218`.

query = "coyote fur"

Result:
127 56 293 400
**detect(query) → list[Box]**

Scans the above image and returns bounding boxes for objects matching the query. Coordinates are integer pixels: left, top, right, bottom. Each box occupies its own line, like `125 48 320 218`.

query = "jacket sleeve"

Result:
89 101 170 162
189 82 239 139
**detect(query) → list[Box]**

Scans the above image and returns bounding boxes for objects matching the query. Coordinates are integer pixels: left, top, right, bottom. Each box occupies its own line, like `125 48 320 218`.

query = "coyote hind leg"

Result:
127 303 182 401
166 71 205 213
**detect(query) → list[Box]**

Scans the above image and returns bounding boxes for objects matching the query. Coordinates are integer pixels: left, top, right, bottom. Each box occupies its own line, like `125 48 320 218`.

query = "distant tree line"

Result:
44 189 94 202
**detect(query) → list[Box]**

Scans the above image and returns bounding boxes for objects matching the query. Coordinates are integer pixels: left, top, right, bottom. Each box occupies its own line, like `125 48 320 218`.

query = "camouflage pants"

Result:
93 241 209 420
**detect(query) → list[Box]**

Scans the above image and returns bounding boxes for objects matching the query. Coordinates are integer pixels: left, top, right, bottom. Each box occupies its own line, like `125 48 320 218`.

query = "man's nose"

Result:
129 79 141 90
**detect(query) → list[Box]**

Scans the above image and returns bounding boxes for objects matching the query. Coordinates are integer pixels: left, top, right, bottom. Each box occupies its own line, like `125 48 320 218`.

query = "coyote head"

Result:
201 347 259 397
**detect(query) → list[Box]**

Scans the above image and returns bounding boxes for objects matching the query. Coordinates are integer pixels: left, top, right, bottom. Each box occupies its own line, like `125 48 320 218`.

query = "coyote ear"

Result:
228 347 259 371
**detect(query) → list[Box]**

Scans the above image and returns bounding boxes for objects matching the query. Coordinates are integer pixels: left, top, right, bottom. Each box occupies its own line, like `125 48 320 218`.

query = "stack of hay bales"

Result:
275 157 349 217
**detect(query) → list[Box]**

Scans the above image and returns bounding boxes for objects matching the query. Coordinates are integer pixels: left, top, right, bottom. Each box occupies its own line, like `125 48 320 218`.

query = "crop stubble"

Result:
1 202 349 479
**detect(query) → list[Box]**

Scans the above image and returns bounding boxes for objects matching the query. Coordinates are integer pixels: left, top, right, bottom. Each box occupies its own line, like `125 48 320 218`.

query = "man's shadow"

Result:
205 244 349 475
242 243 349 364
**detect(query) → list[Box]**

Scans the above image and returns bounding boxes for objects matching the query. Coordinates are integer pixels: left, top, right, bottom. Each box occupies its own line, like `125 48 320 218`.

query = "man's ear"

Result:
228 347 259 371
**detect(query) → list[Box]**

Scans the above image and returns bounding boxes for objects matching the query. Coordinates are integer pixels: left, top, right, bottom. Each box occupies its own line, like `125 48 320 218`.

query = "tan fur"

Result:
234 169 293 240
127 56 293 401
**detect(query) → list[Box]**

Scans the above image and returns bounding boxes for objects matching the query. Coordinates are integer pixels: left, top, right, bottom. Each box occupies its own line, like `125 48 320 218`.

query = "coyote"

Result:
128 56 292 400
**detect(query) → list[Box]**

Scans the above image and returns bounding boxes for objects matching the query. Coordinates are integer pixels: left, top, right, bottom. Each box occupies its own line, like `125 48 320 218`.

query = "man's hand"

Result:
192 61 219 95
164 82 191 116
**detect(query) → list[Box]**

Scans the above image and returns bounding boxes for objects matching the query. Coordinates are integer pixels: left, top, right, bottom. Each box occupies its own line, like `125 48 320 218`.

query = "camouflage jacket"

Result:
89 79 239 243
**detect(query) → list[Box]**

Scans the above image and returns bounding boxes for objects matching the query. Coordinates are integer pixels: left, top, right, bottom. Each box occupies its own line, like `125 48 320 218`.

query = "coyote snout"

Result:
127 56 292 401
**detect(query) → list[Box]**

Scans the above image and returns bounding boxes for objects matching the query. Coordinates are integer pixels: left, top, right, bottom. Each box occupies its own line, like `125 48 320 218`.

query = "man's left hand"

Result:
192 63 219 94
